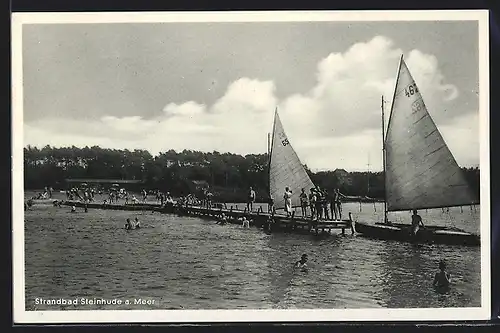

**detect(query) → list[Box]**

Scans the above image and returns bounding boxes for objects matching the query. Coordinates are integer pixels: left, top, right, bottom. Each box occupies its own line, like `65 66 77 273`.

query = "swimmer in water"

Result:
125 218 134 230
433 260 451 290
71 206 76 213
134 217 141 229
294 254 308 269
242 217 250 228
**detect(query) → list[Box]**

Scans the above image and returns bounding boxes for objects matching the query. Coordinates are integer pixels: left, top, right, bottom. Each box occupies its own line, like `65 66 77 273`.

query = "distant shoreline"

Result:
23 188 386 203
22 146 480 203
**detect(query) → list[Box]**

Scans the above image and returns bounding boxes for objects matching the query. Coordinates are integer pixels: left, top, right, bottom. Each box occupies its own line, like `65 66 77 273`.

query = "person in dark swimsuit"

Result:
315 188 323 221
433 260 451 291
333 188 343 220
125 218 134 230
299 188 308 217
294 254 308 268
268 195 274 214
247 187 256 212
309 189 316 220
411 209 425 236
321 190 330 220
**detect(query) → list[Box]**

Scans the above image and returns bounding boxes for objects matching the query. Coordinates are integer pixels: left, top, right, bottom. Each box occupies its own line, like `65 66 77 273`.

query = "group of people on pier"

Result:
155 190 175 206
246 186 346 221
300 187 346 221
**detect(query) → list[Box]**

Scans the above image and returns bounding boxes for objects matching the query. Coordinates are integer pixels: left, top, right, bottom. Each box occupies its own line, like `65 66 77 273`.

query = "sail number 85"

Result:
404 83 419 98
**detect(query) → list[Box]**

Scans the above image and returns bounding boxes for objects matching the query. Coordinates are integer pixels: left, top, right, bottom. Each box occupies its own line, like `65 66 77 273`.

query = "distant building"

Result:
332 169 351 186
191 180 209 191
165 160 178 167
333 168 348 176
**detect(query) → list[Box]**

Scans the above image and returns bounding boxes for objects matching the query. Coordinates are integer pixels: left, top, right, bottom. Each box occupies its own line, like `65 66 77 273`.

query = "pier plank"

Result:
61 201 352 234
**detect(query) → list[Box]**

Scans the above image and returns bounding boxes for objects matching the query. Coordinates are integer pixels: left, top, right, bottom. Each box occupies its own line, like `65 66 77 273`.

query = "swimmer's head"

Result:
413 209 418 214
301 254 308 262
439 260 446 270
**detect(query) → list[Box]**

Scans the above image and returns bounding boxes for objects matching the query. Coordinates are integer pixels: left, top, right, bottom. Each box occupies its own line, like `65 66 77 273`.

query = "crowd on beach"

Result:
64 186 176 207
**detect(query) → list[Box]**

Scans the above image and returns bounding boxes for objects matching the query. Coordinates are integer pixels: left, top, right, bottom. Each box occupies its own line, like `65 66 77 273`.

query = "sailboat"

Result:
268 108 316 213
355 55 480 246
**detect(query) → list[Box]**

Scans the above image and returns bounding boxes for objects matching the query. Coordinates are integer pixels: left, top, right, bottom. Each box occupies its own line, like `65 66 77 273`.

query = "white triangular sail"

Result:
269 109 315 210
384 56 478 212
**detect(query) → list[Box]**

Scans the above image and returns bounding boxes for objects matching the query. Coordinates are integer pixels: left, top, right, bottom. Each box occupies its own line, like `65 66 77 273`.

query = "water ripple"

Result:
24 196 481 310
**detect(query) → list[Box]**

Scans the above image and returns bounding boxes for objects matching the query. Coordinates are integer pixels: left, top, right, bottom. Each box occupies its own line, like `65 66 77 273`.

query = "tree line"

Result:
23 145 480 203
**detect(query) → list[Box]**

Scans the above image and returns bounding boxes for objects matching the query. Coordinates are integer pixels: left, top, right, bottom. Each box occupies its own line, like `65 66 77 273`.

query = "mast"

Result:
266 131 271 194
268 108 277 198
381 95 387 223
267 132 271 156
383 54 404 222
367 153 370 196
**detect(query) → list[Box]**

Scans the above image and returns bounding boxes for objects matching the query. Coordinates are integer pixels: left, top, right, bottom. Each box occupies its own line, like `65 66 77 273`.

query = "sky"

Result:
21 19 480 171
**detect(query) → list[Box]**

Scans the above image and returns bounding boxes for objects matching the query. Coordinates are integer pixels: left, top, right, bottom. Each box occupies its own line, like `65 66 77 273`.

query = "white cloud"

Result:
24 36 477 170
440 111 479 167
212 78 277 114
163 101 207 117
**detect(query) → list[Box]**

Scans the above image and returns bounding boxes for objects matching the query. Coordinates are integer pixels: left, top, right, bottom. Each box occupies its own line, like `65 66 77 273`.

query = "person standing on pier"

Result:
284 187 293 217
268 194 274 214
333 188 344 220
321 189 330 220
299 188 308 217
315 187 323 221
248 187 256 212
206 191 213 208
328 189 336 221
142 189 148 203
309 188 317 220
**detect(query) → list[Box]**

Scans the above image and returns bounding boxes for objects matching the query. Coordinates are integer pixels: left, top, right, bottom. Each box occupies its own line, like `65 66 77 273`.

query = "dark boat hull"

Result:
354 221 480 246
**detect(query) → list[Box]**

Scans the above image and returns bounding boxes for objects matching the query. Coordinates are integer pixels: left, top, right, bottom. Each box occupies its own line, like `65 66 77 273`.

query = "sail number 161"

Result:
404 83 419 98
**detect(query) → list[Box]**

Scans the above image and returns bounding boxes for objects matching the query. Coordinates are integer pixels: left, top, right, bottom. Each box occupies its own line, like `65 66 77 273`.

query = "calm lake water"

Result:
24 191 481 310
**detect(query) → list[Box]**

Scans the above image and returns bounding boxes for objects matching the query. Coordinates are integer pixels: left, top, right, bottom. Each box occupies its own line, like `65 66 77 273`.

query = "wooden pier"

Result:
61 200 354 236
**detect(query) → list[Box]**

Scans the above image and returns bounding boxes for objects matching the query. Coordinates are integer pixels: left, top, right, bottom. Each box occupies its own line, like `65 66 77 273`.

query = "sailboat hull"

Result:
354 221 480 246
